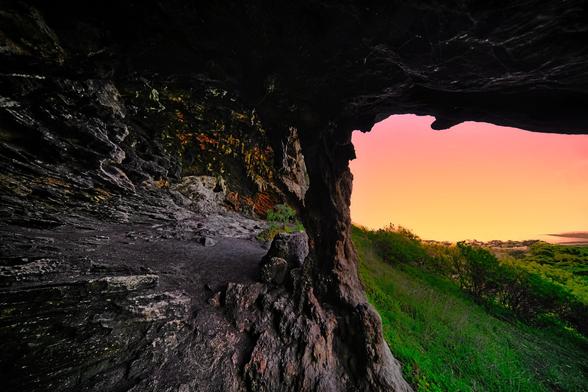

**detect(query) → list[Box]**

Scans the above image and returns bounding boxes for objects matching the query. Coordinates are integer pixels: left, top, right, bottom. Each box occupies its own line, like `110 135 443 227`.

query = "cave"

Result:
1 1 587 391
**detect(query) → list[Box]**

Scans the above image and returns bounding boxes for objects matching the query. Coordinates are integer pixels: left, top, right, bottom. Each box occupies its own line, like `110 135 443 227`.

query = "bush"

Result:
455 243 502 298
368 224 427 265
422 242 461 276
455 243 585 332
353 224 588 335
257 204 304 241
266 203 297 223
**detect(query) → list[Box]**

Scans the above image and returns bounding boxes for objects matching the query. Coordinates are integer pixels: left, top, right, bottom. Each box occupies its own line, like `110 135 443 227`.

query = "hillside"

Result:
352 225 588 391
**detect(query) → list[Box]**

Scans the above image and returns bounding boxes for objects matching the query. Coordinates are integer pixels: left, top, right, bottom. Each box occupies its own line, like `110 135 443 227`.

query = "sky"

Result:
349 114 588 242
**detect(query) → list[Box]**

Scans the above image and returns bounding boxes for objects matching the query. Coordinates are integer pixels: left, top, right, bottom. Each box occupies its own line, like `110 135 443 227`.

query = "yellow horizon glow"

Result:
349 115 588 242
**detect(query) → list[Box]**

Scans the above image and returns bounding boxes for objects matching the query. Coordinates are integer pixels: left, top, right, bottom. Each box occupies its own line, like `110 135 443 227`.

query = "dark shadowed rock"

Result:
262 232 309 269
260 257 288 285
208 291 222 307
198 236 217 247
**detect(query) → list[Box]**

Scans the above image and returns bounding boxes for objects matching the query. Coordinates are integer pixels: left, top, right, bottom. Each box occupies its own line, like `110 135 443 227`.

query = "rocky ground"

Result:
1 179 410 392
0 181 277 391
0 199 270 303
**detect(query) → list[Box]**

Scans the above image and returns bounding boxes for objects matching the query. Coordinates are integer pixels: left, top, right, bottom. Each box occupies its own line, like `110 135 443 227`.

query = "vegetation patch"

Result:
352 225 588 392
257 204 304 242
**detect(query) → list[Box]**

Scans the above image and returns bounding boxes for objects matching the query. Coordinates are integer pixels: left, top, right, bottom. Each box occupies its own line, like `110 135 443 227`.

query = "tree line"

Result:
364 224 588 335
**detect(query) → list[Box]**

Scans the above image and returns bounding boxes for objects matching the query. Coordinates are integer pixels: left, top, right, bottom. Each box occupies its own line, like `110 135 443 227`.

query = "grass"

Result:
352 226 588 392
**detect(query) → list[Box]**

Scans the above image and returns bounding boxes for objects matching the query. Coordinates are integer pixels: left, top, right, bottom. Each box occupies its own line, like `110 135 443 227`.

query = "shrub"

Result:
455 243 502 298
257 204 304 241
266 203 297 223
352 224 588 335
455 243 585 331
368 224 427 264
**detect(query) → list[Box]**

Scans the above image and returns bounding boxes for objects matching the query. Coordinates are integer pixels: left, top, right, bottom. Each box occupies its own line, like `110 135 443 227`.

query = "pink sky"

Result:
349 114 588 241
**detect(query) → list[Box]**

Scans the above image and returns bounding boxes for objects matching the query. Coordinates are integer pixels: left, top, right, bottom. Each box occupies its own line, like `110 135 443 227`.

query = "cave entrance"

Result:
349 114 588 243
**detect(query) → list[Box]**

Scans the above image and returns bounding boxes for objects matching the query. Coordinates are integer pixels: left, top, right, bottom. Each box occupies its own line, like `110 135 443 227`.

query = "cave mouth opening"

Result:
349 114 588 243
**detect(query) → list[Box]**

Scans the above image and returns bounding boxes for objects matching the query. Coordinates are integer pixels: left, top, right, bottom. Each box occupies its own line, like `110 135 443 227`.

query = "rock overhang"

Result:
1 1 587 391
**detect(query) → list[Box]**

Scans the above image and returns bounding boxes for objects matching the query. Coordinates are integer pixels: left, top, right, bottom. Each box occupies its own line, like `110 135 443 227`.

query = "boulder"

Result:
260 232 309 285
262 232 309 268
197 236 217 247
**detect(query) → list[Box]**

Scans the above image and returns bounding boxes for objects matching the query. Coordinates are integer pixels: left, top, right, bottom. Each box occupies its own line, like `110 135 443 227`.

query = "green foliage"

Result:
455 243 502 298
417 239 587 334
257 204 304 241
367 224 427 265
352 225 588 392
444 243 588 333
525 242 588 279
354 224 588 333
266 203 297 224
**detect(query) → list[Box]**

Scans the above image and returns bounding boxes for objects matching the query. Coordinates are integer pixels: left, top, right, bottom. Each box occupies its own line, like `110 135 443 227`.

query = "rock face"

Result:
1 1 588 391
171 176 227 214
260 232 309 285
279 127 310 204
262 232 310 268
260 257 288 285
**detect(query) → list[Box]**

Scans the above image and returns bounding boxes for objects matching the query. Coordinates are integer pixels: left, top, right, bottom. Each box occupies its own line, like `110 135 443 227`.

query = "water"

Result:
538 234 588 245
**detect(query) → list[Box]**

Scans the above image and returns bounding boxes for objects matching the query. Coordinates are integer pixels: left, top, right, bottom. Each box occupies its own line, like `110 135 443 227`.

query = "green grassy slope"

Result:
352 226 588 392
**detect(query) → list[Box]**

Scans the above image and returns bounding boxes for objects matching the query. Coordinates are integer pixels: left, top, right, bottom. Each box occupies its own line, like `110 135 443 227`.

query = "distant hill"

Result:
548 232 588 239
544 232 588 246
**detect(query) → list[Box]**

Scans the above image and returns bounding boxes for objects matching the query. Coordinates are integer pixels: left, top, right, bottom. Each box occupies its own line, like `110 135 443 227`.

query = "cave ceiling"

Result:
4 0 588 135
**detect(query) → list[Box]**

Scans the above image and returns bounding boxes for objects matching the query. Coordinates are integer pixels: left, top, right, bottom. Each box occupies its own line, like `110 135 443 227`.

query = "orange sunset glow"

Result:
350 115 588 242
